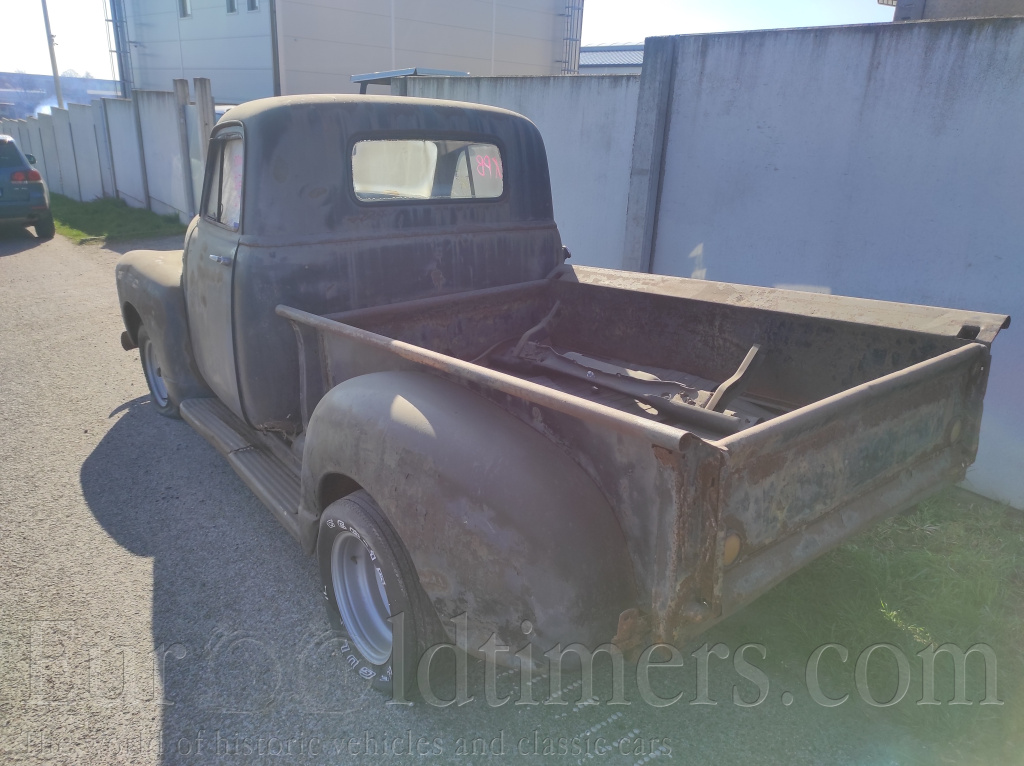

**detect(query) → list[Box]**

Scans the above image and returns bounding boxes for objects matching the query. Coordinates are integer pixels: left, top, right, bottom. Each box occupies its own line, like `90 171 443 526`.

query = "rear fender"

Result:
300 370 638 656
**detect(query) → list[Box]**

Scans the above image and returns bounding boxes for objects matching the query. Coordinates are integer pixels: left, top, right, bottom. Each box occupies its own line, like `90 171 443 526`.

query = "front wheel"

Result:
138 324 180 418
317 491 441 697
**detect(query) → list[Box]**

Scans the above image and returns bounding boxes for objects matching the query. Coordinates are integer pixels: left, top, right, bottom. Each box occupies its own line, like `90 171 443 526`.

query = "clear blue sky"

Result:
0 1 896 79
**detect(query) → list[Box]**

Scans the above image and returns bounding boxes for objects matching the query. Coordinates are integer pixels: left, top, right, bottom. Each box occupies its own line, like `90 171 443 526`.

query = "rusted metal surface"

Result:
713 344 985 550
277 304 693 452
557 266 1010 344
284 271 1007 648
494 342 750 434
298 370 638 658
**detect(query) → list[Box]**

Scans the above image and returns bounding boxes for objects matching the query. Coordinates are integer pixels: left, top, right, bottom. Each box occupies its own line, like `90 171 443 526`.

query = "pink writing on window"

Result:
475 154 503 180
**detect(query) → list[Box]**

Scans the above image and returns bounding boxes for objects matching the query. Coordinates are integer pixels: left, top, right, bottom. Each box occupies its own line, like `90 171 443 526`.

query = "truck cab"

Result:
120 95 562 430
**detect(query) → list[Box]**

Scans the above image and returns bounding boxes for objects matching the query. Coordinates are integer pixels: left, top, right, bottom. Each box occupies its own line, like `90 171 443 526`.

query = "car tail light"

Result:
10 169 41 182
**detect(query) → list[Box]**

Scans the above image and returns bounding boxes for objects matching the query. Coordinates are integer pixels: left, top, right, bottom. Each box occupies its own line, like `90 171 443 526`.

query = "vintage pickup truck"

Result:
115 95 1008 694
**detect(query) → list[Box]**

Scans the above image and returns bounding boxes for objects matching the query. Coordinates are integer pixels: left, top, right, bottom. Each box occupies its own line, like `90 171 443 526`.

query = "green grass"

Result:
704 487 1023 763
50 193 187 244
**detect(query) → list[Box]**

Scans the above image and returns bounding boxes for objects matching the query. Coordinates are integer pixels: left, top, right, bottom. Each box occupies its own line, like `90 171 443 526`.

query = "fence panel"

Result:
50 108 81 201
103 98 147 209
135 90 190 221
36 113 63 196
68 104 104 202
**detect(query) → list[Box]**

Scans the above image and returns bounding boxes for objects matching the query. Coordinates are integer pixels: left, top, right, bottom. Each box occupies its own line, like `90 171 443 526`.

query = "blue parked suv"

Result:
0 134 54 240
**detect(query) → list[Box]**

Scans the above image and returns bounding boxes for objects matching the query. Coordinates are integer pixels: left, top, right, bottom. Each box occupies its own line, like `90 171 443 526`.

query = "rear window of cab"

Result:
351 139 503 202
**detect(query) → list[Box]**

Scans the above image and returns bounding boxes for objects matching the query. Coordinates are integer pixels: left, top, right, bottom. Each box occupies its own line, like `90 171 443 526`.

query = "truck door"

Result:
184 128 244 417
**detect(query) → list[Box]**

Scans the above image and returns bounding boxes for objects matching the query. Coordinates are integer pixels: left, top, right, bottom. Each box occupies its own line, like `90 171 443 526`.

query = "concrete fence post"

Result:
621 36 677 273
130 90 152 211
173 79 197 218
92 99 116 198
194 77 215 169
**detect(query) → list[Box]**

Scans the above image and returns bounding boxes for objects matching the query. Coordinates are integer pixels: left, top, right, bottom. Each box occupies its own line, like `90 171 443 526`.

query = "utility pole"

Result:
40 0 64 109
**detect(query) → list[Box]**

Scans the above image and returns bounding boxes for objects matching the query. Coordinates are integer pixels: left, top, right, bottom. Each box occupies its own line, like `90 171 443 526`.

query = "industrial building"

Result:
110 0 582 104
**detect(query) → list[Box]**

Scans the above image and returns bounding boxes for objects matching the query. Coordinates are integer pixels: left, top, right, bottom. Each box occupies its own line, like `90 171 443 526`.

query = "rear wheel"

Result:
138 324 180 418
317 491 441 697
35 215 55 240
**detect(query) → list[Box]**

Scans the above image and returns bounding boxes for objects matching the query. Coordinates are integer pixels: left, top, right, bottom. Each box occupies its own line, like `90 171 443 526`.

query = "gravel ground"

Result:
1 226 936 765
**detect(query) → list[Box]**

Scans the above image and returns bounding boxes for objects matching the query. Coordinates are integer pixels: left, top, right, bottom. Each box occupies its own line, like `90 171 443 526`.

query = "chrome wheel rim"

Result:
142 338 169 408
331 530 392 665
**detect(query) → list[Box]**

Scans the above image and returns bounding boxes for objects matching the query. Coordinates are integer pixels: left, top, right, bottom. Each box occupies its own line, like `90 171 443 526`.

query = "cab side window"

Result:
203 136 244 230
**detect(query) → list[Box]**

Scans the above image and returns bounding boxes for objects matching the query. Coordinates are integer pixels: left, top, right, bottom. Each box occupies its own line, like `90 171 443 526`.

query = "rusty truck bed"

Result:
278 264 1009 645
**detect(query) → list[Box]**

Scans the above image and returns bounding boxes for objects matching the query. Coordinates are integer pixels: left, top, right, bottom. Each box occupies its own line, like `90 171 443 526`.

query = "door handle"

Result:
208 254 233 266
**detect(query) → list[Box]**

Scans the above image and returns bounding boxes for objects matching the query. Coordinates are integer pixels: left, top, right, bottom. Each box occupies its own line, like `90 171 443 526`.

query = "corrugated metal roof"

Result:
579 45 644 67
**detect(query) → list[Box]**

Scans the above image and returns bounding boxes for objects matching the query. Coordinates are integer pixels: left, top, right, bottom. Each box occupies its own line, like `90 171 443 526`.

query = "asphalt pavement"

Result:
0 225 960 765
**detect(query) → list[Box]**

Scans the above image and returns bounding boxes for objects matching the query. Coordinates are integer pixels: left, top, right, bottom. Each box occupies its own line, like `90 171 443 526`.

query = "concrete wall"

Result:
36 114 63 196
50 109 81 202
894 0 1024 20
626 19 1024 507
103 98 147 209
92 100 116 198
184 104 205 211
136 90 192 221
14 80 214 222
402 74 641 270
68 104 104 202
123 0 274 104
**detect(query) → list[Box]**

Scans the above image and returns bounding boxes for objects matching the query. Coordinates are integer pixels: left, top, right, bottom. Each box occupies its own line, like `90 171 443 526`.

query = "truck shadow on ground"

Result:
81 397 388 764
81 399 967 765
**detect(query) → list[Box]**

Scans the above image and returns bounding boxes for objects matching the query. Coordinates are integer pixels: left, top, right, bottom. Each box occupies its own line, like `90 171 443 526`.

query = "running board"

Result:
179 398 304 543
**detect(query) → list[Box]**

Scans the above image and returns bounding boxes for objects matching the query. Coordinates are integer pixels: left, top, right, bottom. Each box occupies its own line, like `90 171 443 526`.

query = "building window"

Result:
179 0 191 18
247 0 259 9
227 0 237 12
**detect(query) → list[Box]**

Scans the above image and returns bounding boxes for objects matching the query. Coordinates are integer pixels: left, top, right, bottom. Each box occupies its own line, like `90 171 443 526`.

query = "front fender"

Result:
301 370 638 655
115 248 209 401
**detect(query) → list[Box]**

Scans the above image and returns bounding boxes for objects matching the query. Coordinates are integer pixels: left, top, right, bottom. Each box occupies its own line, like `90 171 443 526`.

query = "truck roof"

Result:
216 94 556 240
220 93 529 126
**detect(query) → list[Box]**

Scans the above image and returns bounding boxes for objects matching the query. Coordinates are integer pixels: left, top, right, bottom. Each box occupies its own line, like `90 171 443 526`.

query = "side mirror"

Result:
25 154 36 165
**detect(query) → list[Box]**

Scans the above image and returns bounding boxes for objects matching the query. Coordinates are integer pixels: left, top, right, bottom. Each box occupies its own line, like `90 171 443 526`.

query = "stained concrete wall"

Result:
68 104 104 202
50 109 81 201
402 74 642 270
17 80 213 219
91 100 116 198
35 114 63 196
184 104 205 214
136 89 192 221
626 19 1024 507
103 98 147 209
